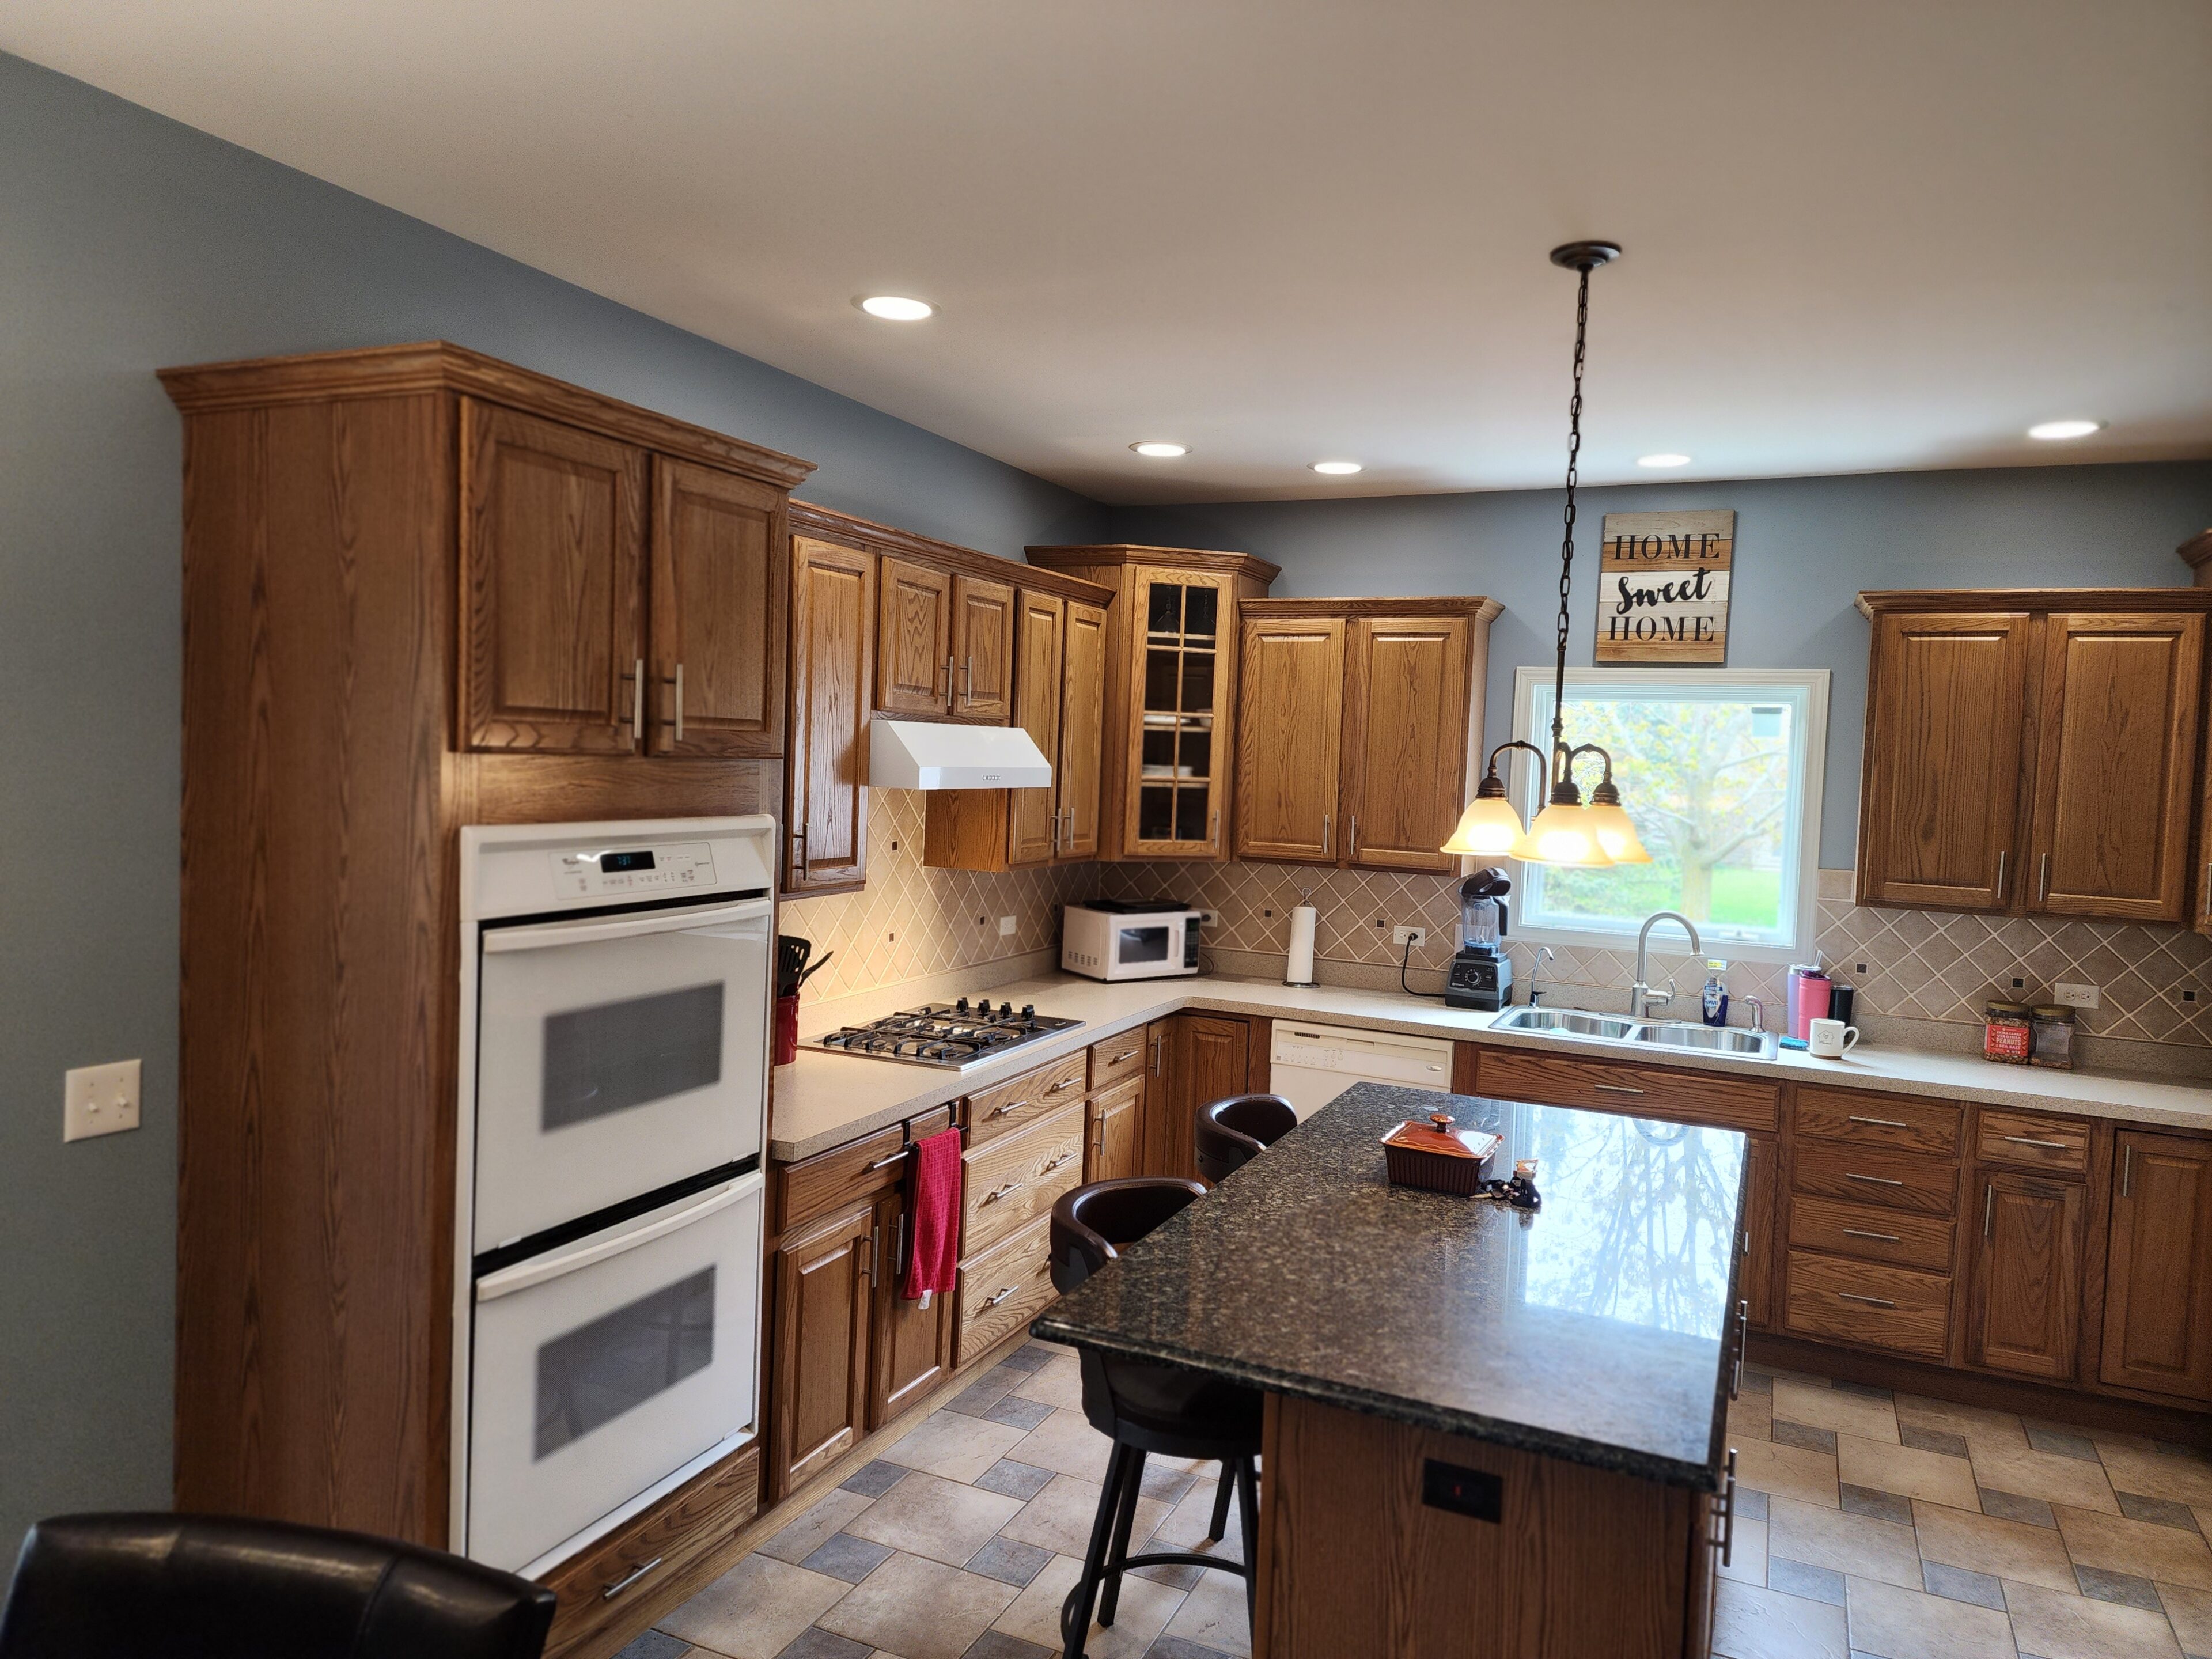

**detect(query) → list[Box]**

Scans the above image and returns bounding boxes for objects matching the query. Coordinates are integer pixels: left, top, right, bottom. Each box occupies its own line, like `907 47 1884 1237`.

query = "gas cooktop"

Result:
806 1000 1084 1070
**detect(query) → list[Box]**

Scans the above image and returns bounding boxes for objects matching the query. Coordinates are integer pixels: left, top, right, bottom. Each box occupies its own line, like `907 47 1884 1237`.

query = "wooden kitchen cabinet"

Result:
952 573 1016 722
1966 1170 2086 1382
2101 1131 2212 1401
877 556 953 716
1145 1014 1252 1181
1008 592 1066 865
1855 591 2212 921
1088 1075 1145 1185
1741 1132 1778 1331
869 1184 953 1426
649 458 787 757
785 520 876 894
1058 600 1108 860
1235 599 1498 872
769 1202 876 1499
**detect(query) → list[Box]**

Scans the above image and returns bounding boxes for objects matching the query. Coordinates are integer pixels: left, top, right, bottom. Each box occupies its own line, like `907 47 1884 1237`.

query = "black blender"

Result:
1445 868 1514 1011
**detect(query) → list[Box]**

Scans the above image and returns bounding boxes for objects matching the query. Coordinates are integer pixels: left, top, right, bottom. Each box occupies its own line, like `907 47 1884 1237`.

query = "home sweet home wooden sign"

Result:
1594 509 1734 664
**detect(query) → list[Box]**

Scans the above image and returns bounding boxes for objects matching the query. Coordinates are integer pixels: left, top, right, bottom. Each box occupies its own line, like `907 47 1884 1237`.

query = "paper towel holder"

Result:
1284 882 1320 990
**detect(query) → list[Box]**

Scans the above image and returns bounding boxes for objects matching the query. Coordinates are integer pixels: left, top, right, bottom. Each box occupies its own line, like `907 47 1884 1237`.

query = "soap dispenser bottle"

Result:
1700 960 1730 1027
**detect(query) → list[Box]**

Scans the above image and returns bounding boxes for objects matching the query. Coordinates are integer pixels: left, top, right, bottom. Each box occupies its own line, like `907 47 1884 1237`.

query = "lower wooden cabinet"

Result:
1147 1014 1251 1182
870 1185 953 1425
957 1213 1057 1367
769 1203 876 1499
1965 1171 2085 1382
2101 1131 2212 1400
1783 1252 1951 1361
1088 1076 1144 1184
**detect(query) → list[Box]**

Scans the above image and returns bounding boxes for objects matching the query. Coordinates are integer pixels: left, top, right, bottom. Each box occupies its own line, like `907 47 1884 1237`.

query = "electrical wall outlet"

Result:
65 1059 141 1142
2054 982 2100 1010
998 915 1017 937
1392 926 1427 948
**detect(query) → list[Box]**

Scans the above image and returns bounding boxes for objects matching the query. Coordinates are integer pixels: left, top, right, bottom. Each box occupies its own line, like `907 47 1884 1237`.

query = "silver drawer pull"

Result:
978 1181 1021 1206
601 1556 664 1600
986 1099 1033 1119
1847 1114 1909 1130
1844 1172 1906 1188
1593 1083 1646 1096
979 1285 1018 1310
1108 1048 1140 1065
1842 1227 1902 1243
2002 1135 2069 1151
1717 1448 1738 1566
1048 1078 1082 1093
1039 1153 1074 1175
865 1149 911 1172
1837 1292 1897 1309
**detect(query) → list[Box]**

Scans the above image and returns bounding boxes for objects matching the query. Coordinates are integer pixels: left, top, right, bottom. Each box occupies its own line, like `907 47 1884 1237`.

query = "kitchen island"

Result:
1035 1080 1747 1659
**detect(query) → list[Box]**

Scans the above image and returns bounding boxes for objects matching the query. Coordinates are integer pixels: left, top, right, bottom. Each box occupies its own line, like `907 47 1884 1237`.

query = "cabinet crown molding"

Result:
1241 595 1503 623
1856 586 2212 619
2178 529 2212 581
158 340 817 489
795 502 1112 607
1026 543 1284 585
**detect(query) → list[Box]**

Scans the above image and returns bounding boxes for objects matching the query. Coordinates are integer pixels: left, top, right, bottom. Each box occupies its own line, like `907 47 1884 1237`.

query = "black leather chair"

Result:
0 1513 556 1659
1193 1092 1298 1184
1048 1179 1260 1659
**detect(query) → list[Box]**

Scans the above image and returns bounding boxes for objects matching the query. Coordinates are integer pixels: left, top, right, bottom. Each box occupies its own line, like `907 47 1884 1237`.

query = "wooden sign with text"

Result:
1595 509 1734 664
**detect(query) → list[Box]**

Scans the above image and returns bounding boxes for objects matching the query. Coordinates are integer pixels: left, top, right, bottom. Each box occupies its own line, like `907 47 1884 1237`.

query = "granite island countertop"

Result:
1032 1081 1745 1491
768 971 2212 1161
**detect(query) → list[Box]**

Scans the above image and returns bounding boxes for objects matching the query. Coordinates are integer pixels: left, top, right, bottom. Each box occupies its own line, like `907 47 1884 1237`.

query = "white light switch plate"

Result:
65 1059 141 1142
2054 982 2100 1010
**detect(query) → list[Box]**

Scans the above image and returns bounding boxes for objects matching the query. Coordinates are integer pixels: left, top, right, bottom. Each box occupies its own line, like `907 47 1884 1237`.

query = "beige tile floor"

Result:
628 1344 2212 1659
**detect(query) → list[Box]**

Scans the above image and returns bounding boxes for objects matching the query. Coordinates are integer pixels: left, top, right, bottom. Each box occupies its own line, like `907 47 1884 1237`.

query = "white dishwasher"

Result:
1269 1021 1455 1118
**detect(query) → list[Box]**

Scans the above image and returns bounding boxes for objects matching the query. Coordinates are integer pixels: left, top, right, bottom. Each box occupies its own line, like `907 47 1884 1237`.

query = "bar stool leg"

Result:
1207 1460 1234 1541
1097 1446 1147 1626
1062 1441 1132 1659
1235 1456 1262 1631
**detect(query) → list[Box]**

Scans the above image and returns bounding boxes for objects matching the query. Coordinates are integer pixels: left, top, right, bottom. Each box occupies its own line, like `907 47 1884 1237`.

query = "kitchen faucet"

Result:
1632 911 1702 1021
1527 946 1556 1005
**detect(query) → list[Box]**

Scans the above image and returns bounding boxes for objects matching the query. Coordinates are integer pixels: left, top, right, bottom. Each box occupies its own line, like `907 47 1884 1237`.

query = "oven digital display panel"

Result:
549 842 714 897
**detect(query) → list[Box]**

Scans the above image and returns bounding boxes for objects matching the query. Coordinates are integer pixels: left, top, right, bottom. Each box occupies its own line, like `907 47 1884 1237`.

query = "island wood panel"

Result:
1340 613 1472 873
2100 1131 2212 1400
1255 1393 1701 1659
1009 591 1065 865
1057 600 1108 861
1475 1047 1778 1134
2027 612 2203 921
1234 614 1346 862
1741 1132 1779 1330
770 1203 877 1499
1966 1171 2086 1382
876 556 952 715
176 393 459 1541
647 457 786 757
460 397 647 754
1856 612 2032 910
951 572 1016 722
786 537 874 894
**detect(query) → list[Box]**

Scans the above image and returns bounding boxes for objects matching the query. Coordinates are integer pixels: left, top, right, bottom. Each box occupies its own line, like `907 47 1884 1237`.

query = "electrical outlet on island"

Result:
2054 982 2099 1010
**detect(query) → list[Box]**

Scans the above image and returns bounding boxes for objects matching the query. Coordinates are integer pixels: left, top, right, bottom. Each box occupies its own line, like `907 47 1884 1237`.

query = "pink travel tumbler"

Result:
1789 965 1832 1040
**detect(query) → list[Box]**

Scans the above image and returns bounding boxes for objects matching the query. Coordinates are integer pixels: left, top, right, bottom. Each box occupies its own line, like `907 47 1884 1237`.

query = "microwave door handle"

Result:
480 895 775 953
476 1179 750 1302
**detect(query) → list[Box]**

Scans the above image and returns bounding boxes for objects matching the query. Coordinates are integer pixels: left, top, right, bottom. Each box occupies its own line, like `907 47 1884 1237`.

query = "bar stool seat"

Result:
1048 1179 1260 1659
1194 1092 1298 1184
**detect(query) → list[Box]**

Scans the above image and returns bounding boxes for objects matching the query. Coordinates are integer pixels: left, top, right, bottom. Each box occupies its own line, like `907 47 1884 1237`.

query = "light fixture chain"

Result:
1552 262 1592 778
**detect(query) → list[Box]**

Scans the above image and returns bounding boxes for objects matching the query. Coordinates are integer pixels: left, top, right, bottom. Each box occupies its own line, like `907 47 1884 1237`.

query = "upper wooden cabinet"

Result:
877 557 953 717
1007 591 1066 866
1856 591 2212 922
1234 598 1499 873
1027 546 1282 861
786 517 877 895
952 574 1016 722
1058 601 1108 860
650 459 788 757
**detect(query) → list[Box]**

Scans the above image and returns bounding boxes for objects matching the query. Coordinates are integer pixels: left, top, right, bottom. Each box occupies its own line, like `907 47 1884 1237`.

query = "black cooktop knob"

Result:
955 997 970 1013
1021 1003 1035 1018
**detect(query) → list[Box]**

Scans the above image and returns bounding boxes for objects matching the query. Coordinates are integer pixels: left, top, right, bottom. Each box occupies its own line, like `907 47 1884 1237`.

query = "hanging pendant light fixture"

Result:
1442 239 1652 868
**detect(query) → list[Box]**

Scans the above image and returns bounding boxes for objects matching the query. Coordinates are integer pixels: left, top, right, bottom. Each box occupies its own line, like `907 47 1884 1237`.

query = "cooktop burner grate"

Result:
806 1001 1084 1070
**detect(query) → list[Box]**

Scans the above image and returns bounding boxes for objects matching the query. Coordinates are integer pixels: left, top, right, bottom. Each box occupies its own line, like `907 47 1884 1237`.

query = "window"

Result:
1508 668 1828 959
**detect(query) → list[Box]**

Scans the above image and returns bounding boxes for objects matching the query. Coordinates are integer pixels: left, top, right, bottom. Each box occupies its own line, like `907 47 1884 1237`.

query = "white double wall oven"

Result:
454 817 776 1577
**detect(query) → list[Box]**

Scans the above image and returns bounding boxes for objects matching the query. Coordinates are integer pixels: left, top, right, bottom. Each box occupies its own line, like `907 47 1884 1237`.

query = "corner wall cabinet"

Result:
161 343 809 1656
1855 589 2212 922
1025 545 1281 861
1234 597 1499 872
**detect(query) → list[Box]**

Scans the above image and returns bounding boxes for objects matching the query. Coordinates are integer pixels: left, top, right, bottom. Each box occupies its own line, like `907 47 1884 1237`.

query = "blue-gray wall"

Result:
0 51 1103 1552
1111 465 2212 865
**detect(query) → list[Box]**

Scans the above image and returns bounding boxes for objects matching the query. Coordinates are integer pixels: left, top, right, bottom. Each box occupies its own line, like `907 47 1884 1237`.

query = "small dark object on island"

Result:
1381 1113 1501 1194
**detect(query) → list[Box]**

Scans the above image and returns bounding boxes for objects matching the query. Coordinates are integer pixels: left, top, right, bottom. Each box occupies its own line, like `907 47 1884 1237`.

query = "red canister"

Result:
1787 965 1832 1040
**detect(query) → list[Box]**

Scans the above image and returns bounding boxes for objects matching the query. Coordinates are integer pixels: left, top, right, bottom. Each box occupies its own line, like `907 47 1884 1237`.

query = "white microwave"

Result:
1063 901 1203 982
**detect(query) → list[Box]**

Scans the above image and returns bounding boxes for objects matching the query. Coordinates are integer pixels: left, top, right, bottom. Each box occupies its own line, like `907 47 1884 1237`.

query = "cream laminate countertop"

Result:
768 971 2212 1162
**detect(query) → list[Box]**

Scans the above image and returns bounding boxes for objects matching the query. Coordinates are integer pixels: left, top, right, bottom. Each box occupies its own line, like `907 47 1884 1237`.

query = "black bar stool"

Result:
1048 1179 1261 1659
1194 1092 1298 1184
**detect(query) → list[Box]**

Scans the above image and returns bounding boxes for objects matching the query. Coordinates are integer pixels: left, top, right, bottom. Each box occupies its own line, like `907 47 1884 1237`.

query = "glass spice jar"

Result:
2030 1004 2077 1070
1983 1001 2033 1064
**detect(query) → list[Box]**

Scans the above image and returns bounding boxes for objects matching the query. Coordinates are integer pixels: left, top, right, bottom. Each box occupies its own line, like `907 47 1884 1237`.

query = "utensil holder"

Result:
774 993 799 1066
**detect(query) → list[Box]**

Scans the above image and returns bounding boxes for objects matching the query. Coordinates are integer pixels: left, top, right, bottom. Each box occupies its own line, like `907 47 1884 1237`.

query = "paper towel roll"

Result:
1285 904 1318 986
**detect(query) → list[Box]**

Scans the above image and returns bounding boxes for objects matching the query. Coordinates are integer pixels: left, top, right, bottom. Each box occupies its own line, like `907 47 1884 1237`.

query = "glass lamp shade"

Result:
1581 800 1653 864
1513 801 1616 867
1441 793 1528 857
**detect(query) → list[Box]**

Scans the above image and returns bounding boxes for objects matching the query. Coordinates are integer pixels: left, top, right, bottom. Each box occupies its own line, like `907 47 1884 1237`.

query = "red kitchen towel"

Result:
904 1128 963 1308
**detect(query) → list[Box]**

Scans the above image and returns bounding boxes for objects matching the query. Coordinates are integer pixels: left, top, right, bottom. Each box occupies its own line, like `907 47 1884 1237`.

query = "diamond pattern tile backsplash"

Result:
785 802 2212 1050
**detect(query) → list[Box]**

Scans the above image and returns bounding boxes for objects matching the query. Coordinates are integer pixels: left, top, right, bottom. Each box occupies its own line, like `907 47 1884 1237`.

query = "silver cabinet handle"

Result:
964 654 975 700
868 1221 881 1290
2123 1143 2134 1198
1108 1048 1139 1066
1047 1077 1082 1093
986 1098 1032 1120
1322 814 1332 856
1983 1183 1995 1239
1349 813 1358 858
623 658 645 744
1842 1227 1901 1243
2039 852 2051 902
979 1285 1018 1310
672 661 684 742
1593 1083 1646 1096
978 1181 1020 1206
2203 861 2210 919
2003 1135 2067 1151
601 1556 664 1600
1845 1172 1906 1187
865 1147 910 1172
1848 1114 1909 1130
791 825 810 879
1838 1292 1897 1308
1039 1153 1074 1175
1996 849 2008 903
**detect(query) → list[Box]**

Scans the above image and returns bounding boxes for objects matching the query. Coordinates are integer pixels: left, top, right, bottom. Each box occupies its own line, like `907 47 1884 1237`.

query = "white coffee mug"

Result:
1808 1017 1860 1059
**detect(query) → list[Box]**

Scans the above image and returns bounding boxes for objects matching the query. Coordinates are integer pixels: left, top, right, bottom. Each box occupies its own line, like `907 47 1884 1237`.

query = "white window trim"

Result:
1503 666 1830 965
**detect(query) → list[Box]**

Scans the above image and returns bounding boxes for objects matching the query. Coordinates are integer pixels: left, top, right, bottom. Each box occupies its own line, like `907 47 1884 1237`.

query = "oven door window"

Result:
1116 925 1172 965
535 1266 715 1459
542 983 725 1131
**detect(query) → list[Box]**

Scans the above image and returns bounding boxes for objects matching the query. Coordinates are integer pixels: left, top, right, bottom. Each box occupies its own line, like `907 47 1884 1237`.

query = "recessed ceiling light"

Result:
2027 419 2104 441
1637 453 1692 469
1130 441 1189 458
1310 460 1363 475
857 295 934 321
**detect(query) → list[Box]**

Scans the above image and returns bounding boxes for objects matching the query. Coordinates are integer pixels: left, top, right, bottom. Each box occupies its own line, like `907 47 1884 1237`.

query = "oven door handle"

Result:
482 895 774 953
475 1177 751 1301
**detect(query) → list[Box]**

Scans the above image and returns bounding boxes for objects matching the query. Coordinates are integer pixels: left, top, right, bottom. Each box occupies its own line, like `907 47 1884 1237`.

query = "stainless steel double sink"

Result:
1490 1004 1779 1060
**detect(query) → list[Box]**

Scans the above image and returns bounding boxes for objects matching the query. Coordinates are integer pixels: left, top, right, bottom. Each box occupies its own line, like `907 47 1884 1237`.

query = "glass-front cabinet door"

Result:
1127 567 1232 856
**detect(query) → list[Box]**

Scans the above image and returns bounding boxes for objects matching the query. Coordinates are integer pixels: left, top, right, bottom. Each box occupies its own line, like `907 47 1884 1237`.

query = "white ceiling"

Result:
9 2 2209 503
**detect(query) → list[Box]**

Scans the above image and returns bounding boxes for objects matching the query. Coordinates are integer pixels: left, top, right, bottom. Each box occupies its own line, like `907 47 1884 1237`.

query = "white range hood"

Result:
869 719 1053 790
